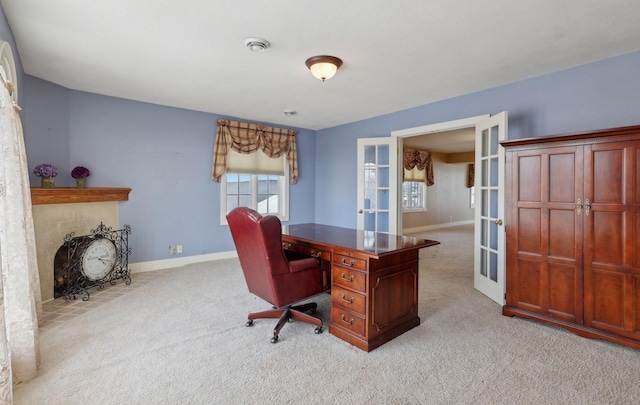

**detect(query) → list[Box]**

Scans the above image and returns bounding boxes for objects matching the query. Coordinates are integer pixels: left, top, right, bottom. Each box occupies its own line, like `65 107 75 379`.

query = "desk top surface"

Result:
282 223 439 257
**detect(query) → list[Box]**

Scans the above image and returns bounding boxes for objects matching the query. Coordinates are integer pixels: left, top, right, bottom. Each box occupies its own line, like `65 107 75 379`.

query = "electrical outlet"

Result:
168 245 176 255
176 245 182 254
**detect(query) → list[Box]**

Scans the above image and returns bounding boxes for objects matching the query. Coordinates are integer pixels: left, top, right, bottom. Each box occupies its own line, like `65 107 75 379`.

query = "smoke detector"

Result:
245 37 270 52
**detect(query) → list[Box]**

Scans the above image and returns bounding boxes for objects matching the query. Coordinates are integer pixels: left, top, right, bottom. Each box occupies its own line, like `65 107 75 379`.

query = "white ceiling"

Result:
2 0 640 131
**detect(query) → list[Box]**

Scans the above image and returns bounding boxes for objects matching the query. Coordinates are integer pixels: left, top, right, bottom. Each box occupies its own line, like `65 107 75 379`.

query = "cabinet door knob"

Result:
585 198 591 216
576 198 583 216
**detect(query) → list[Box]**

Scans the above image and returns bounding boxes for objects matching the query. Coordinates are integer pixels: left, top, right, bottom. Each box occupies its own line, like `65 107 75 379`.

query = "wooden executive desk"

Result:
281 223 439 352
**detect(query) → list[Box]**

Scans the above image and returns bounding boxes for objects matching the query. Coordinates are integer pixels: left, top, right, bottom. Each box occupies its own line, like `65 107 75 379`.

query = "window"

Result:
402 181 426 211
221 170 289 225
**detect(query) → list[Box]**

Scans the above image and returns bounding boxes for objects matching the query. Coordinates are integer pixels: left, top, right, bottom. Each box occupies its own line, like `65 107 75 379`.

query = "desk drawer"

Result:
331 308 365 336
332 266 366 292
331 285 366 315
282 242 330 261
332 253 366 271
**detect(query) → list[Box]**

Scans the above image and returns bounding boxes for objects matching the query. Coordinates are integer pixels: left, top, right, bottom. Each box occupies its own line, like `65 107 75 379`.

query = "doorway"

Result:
391 115 488 234
391 113 508 305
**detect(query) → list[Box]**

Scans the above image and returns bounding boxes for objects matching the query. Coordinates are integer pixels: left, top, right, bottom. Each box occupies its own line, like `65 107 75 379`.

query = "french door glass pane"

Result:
480 249 487 277
364 211 375 231
377 145 389 164
377 212 389 232
361 142 392 234
365 145 376 163
490 221 498 250
490 252 498 282
490 126 499 155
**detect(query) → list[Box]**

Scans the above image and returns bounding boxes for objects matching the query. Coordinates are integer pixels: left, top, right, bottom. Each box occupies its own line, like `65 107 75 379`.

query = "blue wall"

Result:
4 5 640 263
315 51 640 228
23 77 70 181
63 92 317 261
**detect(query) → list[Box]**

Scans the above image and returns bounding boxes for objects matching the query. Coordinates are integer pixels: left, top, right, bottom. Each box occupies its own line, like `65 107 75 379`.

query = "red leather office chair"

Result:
226 207 324 343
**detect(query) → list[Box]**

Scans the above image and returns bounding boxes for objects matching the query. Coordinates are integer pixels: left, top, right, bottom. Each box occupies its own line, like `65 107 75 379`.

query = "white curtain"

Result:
0 70 42 399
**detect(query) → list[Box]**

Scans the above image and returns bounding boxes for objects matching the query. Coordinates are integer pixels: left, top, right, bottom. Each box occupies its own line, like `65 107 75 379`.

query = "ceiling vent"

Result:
245 38 270 52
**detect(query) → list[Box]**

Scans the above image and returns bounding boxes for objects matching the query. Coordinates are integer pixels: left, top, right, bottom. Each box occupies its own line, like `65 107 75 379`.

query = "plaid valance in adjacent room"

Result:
402 148 434 186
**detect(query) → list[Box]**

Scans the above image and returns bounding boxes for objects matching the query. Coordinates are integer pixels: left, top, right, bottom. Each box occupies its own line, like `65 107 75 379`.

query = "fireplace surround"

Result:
30 187 131 301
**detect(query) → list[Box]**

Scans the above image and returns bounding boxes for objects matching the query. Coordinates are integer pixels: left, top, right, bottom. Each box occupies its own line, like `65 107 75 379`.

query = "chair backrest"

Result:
226 207 290 305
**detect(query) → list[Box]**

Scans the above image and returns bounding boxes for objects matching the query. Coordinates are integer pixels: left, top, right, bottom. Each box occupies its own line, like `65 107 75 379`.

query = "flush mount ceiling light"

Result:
245 37 270 52
305 55 342 81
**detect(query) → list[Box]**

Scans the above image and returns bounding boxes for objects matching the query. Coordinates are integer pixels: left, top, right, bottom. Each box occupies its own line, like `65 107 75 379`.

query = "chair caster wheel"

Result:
314 327 323 334
271 336 279 343
246 320 254 327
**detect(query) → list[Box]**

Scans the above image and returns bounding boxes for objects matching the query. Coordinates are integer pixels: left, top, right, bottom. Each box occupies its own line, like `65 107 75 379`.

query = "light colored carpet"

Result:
14 225 640 404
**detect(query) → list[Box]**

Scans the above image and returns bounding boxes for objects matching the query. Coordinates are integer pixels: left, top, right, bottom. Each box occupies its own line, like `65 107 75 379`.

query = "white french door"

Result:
474 112 508 305
356 137 398 234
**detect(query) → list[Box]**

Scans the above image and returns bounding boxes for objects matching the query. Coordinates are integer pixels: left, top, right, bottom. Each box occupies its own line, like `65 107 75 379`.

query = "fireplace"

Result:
30 187 131 301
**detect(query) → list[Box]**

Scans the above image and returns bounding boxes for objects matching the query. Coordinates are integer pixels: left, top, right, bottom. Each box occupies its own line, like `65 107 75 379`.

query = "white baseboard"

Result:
403 219 474 235
129 250 238 273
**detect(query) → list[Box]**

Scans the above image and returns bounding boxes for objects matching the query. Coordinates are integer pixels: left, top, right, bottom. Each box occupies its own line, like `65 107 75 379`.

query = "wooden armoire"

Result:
501 125 640 350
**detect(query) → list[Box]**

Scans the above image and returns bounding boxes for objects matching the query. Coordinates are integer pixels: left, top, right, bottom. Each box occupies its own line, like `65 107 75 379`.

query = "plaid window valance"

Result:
402 148 434 186
212 119 298 184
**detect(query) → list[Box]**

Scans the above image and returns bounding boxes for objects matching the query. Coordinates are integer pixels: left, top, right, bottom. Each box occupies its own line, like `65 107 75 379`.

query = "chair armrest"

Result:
288 257 320 273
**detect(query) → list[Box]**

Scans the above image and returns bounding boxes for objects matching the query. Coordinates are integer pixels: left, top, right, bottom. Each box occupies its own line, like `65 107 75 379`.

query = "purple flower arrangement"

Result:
33 164 58 178
71 166 91 179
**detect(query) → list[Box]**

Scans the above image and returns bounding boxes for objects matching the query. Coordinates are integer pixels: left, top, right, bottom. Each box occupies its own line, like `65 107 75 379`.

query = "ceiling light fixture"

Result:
244 37 270 52
305 55 342 82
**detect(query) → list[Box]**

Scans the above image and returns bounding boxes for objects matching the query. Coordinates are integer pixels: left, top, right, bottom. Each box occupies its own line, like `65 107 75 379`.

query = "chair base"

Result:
246 302 323 343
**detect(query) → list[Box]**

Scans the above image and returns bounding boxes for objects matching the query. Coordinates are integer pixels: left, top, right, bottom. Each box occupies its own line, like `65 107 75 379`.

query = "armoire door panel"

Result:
636 148 640 205
518 208 542 254
636 213 640 268
548 209 577 260
548 263 580 322
517 155 542 202
549 153 577 203
589 270 625 331
516 258 544 311
591 211 624 266
635 275 640 333
592 149 624 204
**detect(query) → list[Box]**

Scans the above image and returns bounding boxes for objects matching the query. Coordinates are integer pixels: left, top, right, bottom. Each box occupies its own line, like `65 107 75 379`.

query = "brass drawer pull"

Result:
311 250 322 258
340 272 355 282
340 314 354 325
340 293 354 304
341 257 355 266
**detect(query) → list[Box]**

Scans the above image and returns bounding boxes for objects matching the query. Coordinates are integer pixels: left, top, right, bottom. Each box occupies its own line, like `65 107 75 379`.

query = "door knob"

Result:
494 219 503 226
358 209 363 213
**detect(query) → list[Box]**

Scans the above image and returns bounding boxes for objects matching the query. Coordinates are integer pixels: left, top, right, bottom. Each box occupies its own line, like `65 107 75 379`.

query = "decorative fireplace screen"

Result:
53 222 132 301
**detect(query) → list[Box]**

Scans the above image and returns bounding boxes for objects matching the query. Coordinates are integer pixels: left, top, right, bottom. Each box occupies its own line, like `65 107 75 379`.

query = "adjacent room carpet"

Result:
14 225 640 404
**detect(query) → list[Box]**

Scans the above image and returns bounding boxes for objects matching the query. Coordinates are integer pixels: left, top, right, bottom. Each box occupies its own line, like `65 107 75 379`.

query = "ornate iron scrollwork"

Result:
54 222 132 301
